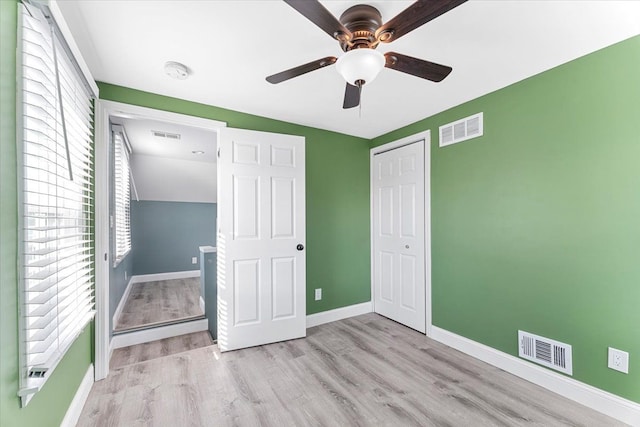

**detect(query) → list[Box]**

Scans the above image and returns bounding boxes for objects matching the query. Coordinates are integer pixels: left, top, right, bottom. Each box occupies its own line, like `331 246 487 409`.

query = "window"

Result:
112 126 131 264
18 2 95 405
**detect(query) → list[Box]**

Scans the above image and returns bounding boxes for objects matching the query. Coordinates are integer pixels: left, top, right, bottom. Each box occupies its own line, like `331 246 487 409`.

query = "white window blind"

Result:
18 3 95 405
113 127 131 263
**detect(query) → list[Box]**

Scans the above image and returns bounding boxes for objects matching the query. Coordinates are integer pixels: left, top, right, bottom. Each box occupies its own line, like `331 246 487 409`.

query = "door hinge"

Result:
217 148 220 158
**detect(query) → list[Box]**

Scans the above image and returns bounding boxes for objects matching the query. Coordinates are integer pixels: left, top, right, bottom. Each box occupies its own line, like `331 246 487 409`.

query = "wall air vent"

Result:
439 112 483 147
152 130 181 140
518 330 572 375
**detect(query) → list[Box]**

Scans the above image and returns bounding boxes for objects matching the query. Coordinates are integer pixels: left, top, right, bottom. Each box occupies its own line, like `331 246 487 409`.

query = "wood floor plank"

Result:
110 331 213 369
115 278 203 332
80 313 624 427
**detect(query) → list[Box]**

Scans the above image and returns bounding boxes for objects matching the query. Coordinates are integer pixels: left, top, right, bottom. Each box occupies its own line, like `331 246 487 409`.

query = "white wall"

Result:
131 154 216 202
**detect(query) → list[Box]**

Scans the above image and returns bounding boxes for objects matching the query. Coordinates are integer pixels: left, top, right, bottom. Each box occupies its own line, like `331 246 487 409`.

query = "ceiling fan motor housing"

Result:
268 0 464 109
339 4 383 51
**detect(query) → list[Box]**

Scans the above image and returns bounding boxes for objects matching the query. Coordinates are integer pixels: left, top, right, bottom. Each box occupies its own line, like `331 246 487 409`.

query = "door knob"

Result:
297 244 304 251
405 245 410 249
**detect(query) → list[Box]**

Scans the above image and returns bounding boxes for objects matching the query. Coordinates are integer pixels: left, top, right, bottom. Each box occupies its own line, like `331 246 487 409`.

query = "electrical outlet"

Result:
314 288 322 301
608 347 629 374
192 257 198 265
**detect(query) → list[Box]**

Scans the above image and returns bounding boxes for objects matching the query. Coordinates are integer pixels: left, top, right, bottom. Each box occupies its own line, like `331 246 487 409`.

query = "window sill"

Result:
112 248 131 269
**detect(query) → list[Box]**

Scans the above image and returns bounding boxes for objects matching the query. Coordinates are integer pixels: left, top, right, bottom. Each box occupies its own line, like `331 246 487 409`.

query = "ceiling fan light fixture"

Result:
336 48 384 86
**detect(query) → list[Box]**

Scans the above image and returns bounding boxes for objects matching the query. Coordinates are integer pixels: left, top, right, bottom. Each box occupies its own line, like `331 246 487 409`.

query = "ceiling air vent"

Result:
152 130 181 140
439 112 483 147
518 330 572 375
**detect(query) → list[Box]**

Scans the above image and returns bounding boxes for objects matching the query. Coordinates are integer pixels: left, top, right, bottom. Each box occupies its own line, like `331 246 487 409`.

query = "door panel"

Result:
380 251 394 302
233 259 260 325
218 127 305 351
400 254 417 310
271 145 295 167
272 257 296 320
233 141 260 164
233 176 259 239
271 177 295 238
400 184 416 237
379 186 394 237
373 141 425 333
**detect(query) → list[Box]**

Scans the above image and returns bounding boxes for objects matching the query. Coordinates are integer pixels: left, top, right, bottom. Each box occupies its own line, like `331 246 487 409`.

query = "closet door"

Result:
373 141 426 333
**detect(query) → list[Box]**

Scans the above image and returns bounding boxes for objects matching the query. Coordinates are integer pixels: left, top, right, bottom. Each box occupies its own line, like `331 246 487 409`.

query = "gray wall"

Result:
131 201 216 275
109 255 132 333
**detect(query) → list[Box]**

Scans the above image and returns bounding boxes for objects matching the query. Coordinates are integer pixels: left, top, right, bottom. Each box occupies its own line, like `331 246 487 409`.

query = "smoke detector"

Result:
164 61 190 80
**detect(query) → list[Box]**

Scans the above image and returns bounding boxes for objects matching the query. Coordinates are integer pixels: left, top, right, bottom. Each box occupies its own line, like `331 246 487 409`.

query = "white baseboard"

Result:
112 277 134 328
199 296 205 313
306 301 372 328
430 326 640 426
130 270 200 284
110 318 208 350
60 364 94 427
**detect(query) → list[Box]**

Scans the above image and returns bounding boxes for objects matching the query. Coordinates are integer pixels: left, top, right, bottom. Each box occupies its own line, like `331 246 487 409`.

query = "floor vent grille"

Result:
518 330 572 375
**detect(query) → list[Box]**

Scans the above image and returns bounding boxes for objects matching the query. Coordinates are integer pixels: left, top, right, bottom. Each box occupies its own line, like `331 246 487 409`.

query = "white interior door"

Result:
373 141 426 333
217 128 306 351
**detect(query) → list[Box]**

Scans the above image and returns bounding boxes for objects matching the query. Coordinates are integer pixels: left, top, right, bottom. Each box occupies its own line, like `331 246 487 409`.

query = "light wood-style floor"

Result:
114 278 204 333
81 314 622 426
110 331 214 370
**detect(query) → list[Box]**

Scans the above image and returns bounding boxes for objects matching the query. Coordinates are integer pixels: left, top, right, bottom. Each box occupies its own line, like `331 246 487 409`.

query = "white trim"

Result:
60 364 94 427
99 100 227 131
306 302 372 328
94 99 227 381
370 130 432 335
199 296 205 313
112 276 134 328
94 101 110 381
199 245 217 253
47 1 99 97
130 270 200 284
110 319 208 350
430 326 640 426
15 6 29 406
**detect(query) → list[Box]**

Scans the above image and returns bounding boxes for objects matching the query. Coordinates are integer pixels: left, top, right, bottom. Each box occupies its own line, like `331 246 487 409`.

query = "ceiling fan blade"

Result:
384 52 452 82
266 56 337 84
343 83 360 109
284 0 352 42
376 0 468 43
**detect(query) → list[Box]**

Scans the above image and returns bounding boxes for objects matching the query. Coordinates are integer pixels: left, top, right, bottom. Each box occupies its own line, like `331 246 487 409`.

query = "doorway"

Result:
94 101 226 379
95 101 310 379
108 117 217 334
370 131 431 334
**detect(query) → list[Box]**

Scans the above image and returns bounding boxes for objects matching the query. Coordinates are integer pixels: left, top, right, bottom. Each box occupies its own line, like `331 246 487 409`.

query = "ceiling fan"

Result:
266 0 468 109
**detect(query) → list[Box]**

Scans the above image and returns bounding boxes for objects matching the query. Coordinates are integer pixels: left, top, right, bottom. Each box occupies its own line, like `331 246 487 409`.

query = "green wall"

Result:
98 83 372 314
371 35 640 403
1 1 94 426
2 0 637 422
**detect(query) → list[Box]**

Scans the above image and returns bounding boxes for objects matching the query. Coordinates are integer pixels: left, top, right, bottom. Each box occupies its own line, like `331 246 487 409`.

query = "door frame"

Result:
94 100 226 380
370 130 432 336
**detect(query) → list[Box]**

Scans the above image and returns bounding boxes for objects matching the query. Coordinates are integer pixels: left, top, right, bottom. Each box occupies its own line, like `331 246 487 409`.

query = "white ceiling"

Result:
116 117 217 163
58 1 640 139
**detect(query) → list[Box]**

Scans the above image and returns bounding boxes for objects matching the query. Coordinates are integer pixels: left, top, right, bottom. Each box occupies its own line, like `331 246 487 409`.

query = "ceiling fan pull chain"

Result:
358 81 362 118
